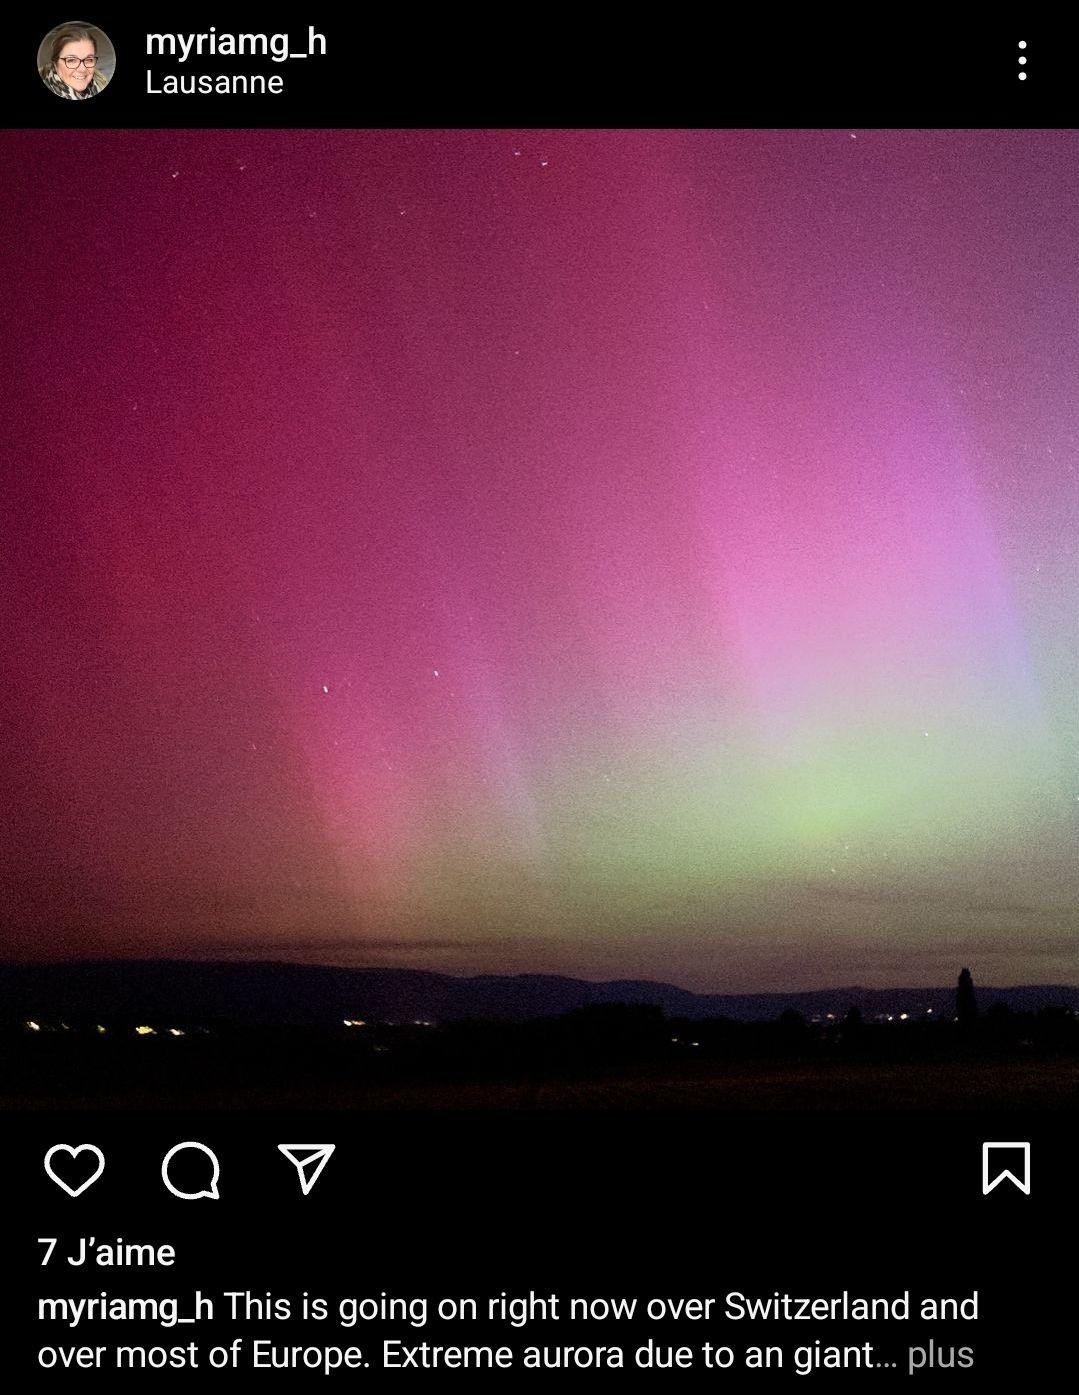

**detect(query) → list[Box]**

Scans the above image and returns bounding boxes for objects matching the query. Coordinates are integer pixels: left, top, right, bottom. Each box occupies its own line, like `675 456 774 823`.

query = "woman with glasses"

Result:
40 25 108 99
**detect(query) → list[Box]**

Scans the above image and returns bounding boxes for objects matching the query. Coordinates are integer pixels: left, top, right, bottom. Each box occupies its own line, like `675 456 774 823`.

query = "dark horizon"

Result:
4 955 1077 1113
2 955 1076 1018
2 950 1078 999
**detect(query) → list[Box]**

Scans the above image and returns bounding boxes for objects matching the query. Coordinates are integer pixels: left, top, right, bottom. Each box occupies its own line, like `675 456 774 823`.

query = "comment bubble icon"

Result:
161 1141 220 1200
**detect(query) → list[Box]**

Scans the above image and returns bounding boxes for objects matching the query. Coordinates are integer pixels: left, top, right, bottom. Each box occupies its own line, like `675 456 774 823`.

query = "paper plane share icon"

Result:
278 1144 335 1196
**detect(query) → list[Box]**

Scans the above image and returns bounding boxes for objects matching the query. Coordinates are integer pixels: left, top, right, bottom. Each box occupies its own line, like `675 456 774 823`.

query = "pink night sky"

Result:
2 129 1076 991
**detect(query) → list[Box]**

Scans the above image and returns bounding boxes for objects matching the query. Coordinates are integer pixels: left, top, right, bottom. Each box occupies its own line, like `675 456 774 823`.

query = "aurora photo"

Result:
2 130 1076 1095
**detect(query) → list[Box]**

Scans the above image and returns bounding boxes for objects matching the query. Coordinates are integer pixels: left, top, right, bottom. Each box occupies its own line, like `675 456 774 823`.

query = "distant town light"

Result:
343 1019 366 1027
135 1025 156 1036
899 1013 909 1021
25 1020 41 1032
168 1028 185 1037
95 1025 107 1034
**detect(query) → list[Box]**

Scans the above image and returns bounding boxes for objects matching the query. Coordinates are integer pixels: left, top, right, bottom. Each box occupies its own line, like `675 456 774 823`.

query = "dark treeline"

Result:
3 999 1077 1102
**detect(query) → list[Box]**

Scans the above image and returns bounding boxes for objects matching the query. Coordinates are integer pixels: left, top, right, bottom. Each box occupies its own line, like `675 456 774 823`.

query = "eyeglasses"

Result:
61 55 97 69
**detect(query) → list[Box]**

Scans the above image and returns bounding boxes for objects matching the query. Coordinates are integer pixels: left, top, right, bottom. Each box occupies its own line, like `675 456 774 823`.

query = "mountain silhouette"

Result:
0 960 1074 1027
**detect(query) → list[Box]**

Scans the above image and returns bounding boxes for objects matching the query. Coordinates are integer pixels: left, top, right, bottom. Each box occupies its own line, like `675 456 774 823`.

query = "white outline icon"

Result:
982 1141 1030 1195
44 1144 105 1197
278 1143 336 1195
161 1141 220 1199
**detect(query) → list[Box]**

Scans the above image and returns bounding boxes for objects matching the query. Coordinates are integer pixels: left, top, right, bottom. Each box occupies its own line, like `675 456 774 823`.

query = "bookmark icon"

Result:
982 1142 1030 1195
278 1144 335 1196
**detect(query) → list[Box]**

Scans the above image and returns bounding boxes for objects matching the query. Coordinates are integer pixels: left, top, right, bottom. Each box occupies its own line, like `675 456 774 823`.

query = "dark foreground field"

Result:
4 1057 1076 1111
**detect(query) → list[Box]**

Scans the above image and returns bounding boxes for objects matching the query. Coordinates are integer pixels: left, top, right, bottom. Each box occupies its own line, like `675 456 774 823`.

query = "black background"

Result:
2 15 1072 127
4 1111 1072 1384
3 11 1073 1384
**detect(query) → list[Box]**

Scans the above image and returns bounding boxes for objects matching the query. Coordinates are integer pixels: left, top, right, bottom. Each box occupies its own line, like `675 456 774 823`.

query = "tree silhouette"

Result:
956 968 978 1024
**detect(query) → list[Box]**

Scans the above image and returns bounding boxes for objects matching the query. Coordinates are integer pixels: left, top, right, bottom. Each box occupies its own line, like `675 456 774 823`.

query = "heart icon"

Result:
44 1144 106 1197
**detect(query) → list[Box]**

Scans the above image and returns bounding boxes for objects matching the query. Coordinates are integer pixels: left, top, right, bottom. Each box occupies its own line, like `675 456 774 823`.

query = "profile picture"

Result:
38 21 115 100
